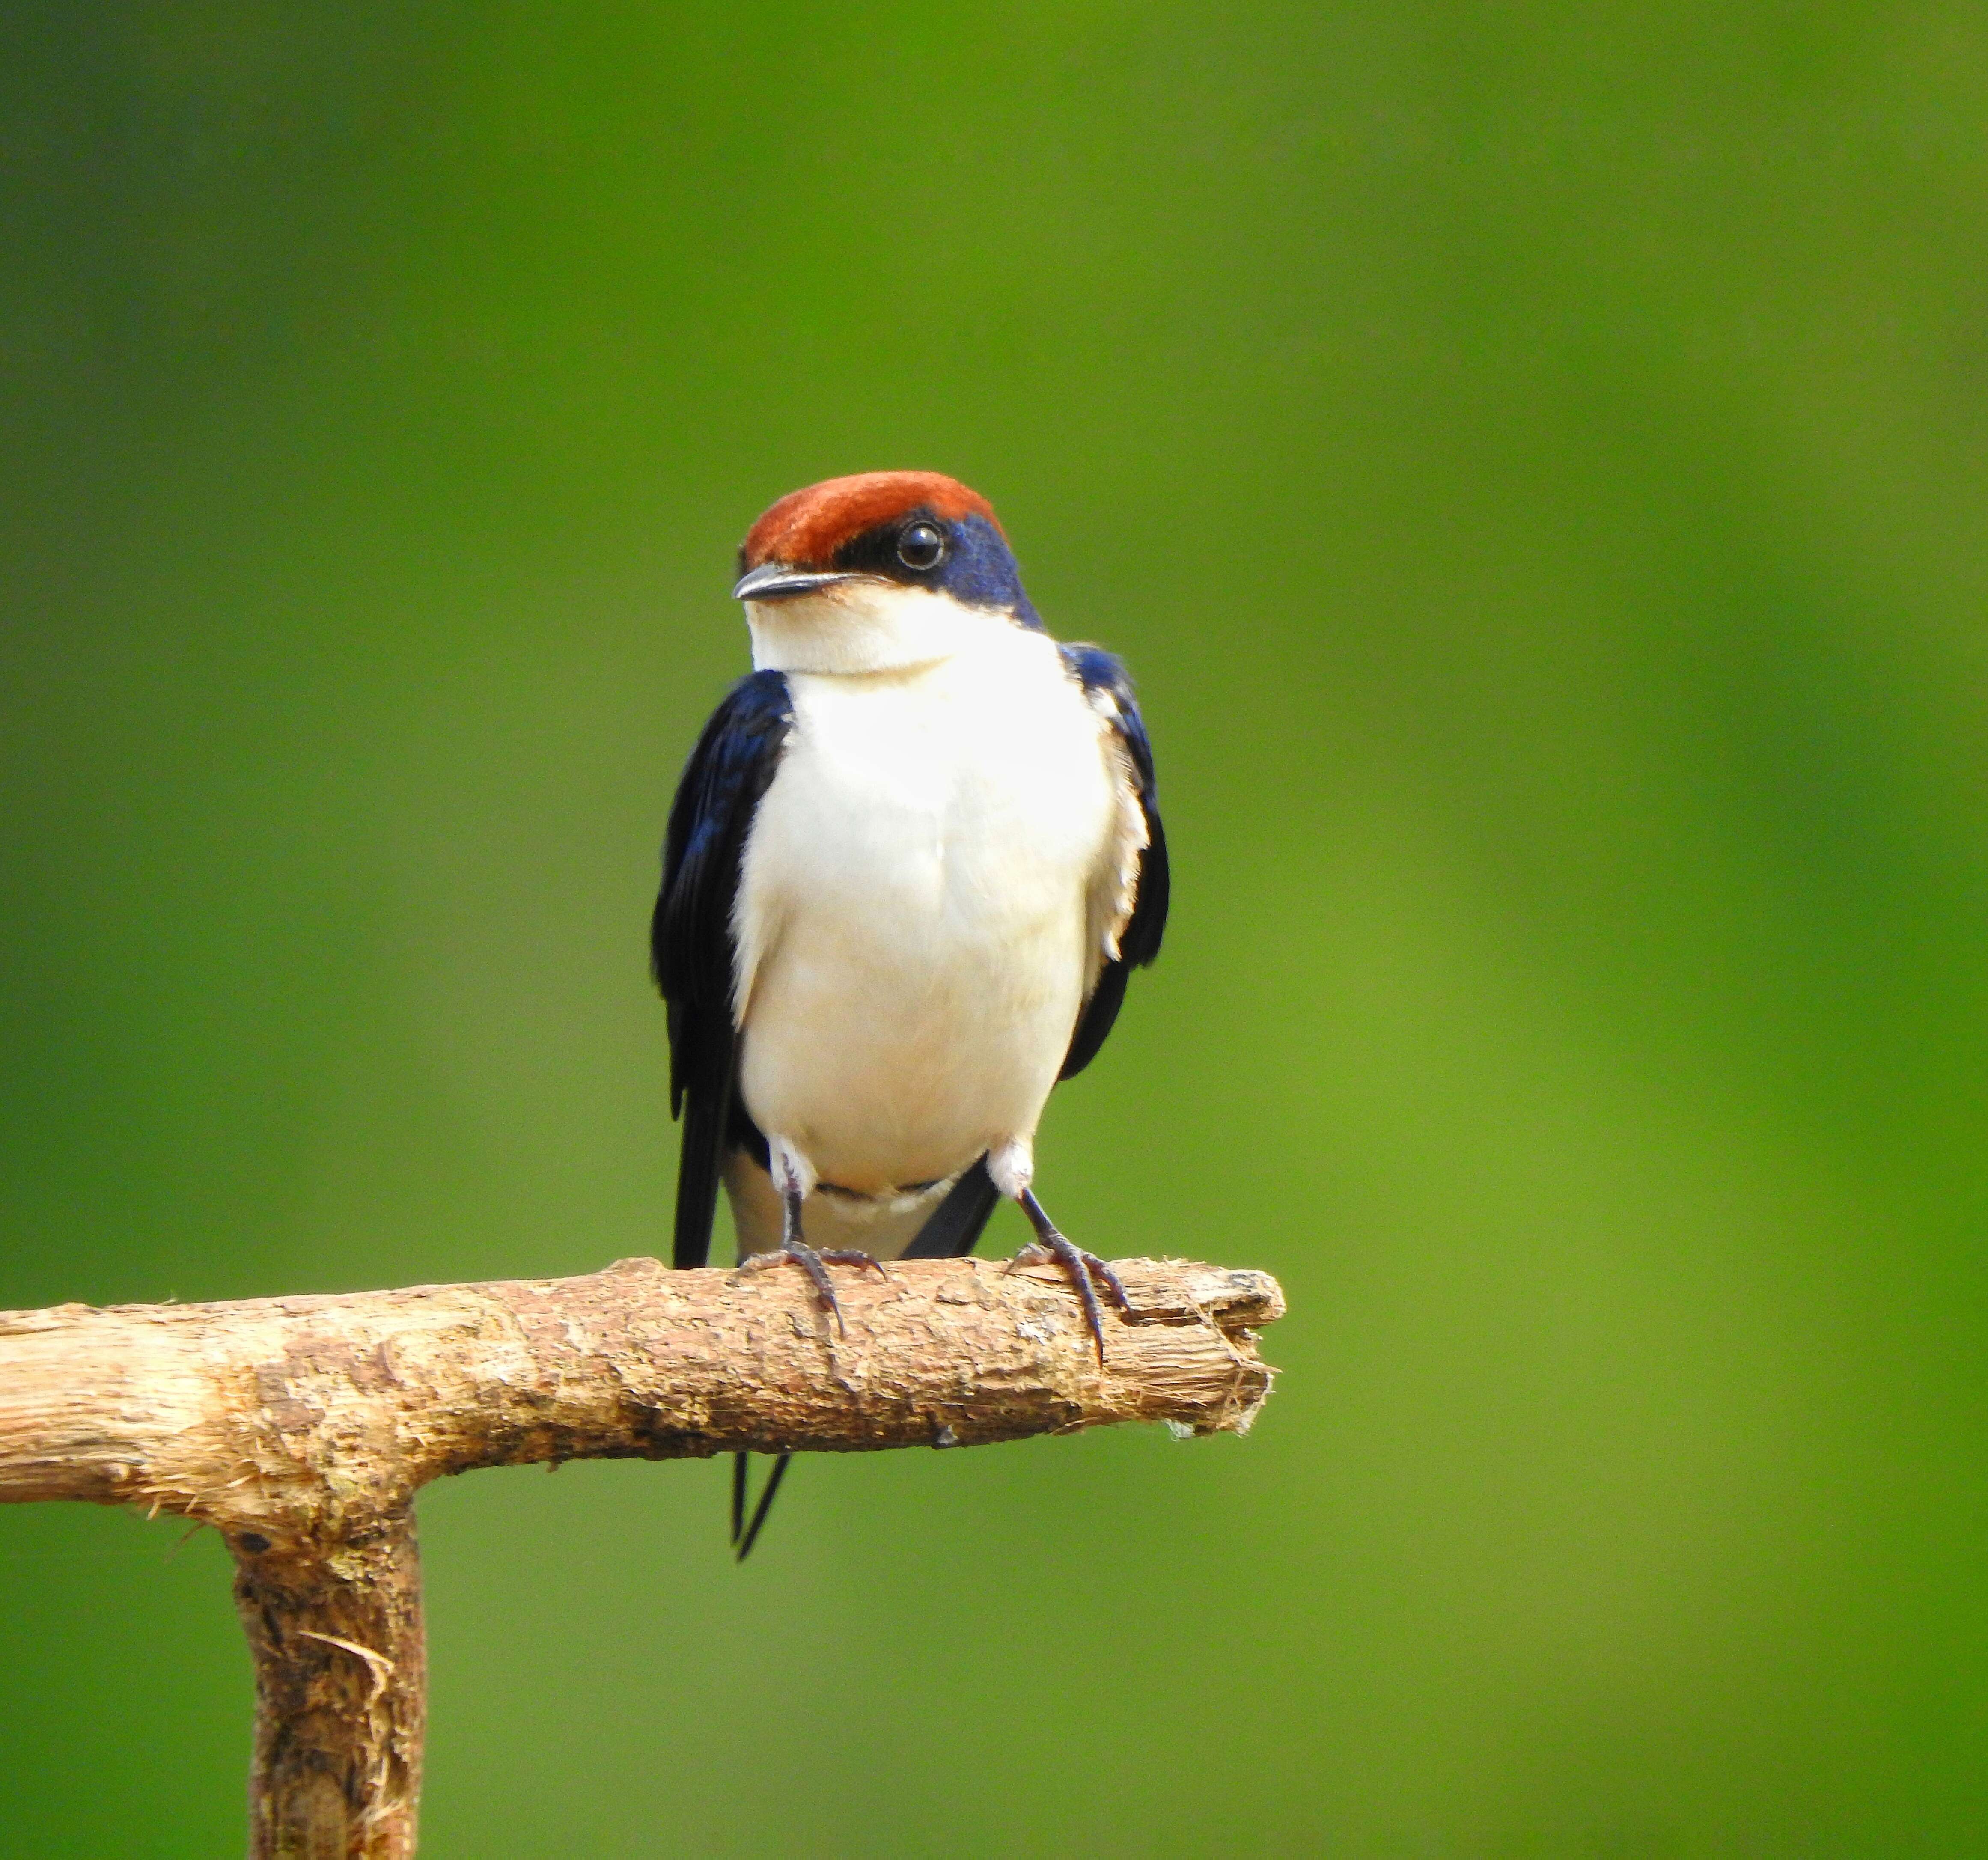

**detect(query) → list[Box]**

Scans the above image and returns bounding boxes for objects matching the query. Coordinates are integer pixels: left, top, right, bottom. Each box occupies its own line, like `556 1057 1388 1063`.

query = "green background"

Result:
5 3 1987 1853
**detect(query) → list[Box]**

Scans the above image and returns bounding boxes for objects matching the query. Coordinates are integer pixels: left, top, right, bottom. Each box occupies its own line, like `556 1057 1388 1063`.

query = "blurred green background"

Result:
5 2 1988 1852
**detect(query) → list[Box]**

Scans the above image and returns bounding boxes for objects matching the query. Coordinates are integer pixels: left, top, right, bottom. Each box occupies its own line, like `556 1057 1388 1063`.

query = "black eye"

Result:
897 521 946 571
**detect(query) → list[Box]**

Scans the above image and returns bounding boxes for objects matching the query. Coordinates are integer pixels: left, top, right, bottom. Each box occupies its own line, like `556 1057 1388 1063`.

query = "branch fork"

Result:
0 1253 1283 1857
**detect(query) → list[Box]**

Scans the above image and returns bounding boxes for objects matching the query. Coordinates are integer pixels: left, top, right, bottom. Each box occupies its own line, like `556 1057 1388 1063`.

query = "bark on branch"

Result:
0 1253 1283 1858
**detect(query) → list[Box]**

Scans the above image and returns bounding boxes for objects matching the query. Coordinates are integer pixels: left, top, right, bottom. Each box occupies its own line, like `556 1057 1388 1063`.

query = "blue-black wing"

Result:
1059 645 1169 1080
652 671 793 1270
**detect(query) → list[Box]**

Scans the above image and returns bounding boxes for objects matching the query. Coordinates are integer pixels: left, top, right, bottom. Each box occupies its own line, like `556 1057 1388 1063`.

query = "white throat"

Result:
744 580 1021 676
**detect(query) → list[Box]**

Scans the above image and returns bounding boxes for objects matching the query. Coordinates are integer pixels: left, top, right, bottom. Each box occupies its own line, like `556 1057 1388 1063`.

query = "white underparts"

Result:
723 592 1137 1259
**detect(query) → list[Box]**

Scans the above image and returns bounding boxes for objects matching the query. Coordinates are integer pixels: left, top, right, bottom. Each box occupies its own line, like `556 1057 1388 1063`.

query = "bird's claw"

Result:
1005 1230 1128 1362
738 1240 887 1335
815 1248 892 1282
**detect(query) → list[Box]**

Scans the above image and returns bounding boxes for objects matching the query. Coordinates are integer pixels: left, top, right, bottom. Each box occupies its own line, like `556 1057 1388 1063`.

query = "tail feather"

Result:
727 1158 1000 1562
735 1454 792 1562
902 1157 1001 1259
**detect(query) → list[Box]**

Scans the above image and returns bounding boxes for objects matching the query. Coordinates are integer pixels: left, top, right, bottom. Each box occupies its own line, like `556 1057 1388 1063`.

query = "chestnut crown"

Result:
735 471 1039 625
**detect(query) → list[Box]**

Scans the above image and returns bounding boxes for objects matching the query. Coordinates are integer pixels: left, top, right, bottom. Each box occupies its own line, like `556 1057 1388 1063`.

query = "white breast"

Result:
732 616 1119 1196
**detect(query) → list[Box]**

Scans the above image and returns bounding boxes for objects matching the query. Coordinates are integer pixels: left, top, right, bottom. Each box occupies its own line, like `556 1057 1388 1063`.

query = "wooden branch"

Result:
0 1253 1283 1858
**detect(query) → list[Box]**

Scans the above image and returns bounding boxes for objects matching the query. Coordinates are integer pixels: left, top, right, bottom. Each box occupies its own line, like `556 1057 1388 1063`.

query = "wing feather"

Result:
652 671 794 1268
1058 646 1168 1080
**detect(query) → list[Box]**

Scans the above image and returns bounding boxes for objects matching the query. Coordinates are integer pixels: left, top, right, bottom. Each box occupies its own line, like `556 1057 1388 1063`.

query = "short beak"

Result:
732 562 857 603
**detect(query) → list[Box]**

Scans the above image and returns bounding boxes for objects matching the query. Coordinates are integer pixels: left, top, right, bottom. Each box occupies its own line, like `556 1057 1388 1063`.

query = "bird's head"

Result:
732 471 1040 675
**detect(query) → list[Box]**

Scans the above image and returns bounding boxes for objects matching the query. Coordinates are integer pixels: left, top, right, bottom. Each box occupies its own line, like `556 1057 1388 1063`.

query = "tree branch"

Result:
0 1253 1283 1857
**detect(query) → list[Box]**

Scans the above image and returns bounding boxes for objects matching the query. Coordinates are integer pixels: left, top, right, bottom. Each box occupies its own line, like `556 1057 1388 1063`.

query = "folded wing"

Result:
1058 645 1170 1080
652 671 795 1270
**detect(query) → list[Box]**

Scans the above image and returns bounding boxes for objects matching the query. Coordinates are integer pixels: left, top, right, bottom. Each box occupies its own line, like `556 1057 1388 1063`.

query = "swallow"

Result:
653 472 1167 1556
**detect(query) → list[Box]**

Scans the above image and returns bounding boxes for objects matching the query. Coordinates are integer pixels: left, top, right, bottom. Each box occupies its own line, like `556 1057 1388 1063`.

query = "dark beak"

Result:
732 562 857 603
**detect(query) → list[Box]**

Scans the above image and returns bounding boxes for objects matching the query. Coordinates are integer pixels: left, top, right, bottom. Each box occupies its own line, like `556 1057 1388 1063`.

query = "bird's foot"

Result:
1004 1227 1130 1362
738 1240 888 1335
